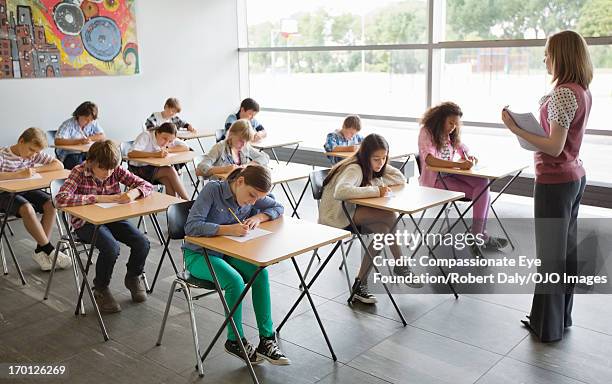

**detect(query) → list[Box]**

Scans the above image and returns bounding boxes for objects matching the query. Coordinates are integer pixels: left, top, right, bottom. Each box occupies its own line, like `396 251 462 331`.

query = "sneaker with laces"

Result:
351 278 378 304
32 251 52 271
224 338 264 365
256 335 290 365
124 275 147 303
93 287 121 313
393 265 424 288
51 249 72 269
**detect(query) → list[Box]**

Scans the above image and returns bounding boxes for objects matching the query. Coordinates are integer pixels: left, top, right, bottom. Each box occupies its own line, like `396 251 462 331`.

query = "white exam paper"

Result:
223 227 272 243
0 173 43 183
95 201 137 208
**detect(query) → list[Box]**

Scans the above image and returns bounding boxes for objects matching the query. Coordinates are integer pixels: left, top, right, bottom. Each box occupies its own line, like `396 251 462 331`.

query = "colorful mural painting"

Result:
0 0 138 79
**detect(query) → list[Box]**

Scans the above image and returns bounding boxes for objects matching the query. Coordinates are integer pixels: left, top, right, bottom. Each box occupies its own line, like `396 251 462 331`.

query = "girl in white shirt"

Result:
319 133 421 304
128 122 190 200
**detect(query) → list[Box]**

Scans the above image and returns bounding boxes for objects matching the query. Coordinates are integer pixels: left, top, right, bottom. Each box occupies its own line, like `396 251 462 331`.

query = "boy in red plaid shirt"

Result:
56 140 153 313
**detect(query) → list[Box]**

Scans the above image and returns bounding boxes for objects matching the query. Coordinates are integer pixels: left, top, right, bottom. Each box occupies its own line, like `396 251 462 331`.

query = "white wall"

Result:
0 0 239 149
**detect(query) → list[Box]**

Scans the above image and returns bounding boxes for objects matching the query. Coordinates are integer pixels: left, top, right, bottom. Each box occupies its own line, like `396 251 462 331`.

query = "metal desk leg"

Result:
198 248 261 384
342 202 408 326
66 219 109 341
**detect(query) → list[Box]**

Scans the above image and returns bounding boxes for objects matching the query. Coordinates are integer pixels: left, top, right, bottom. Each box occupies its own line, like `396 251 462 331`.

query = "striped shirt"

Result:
55 163 153 229
0 146 54 172
56 117 104 160
144 112 189 131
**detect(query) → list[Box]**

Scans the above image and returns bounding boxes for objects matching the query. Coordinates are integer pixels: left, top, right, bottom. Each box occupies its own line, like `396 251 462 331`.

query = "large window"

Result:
239 0 612 185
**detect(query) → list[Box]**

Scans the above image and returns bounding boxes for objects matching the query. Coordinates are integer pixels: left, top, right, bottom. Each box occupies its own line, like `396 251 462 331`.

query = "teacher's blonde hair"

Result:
546 30 593 89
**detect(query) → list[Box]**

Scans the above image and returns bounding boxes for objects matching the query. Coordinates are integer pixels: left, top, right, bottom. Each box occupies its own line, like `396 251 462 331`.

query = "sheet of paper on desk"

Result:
506 109 547 151
95 201 137 208
0 173 43 183
223 228 273 243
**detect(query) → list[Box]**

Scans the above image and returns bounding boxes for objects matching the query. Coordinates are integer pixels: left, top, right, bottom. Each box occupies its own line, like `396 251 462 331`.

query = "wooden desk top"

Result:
324 150 413 160
185 215 350 267
53 143 92 153
252 138 302 149
0 169 71 193
427 163 529 180
177 130 216 140
127 151 197 167
216 163 314 184
348 184 465 215
60 192 184 226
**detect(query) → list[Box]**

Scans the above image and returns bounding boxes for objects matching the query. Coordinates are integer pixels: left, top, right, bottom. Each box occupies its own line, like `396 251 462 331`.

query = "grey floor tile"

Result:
316 364 392 384
475 357 588 384
411 295 529 354
509 325 612 384
180 338 338 384
277 300 405 363
347 325 501 384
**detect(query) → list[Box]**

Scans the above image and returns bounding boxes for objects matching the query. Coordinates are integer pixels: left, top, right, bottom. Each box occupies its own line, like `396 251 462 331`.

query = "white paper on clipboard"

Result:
505 109 548 151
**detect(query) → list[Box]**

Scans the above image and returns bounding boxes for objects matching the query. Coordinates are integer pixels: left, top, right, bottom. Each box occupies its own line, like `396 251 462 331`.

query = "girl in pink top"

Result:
418 102 508 250
502 30 592 342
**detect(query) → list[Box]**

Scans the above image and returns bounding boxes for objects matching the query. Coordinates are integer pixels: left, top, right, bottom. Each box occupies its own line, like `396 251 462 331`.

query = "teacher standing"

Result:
501 30 593 342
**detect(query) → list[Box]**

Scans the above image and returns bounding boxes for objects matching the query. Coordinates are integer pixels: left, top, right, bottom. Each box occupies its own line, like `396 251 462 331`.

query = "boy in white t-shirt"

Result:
128 122 190 200
143 98 196 132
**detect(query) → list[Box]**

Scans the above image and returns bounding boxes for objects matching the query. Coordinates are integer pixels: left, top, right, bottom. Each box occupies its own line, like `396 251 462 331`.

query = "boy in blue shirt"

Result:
324 115 364 164
222 98 266 142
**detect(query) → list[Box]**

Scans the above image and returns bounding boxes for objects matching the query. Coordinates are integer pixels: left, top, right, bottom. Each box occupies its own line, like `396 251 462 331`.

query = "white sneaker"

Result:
32 251 52 271
54 250 73 269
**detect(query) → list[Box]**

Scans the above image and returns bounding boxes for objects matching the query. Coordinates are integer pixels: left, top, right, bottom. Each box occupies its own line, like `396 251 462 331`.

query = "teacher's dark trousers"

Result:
530 175 586 342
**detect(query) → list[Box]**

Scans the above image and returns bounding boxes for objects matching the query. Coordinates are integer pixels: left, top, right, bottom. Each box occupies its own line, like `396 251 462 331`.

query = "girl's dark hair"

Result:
420 101 463 151
323 133 389 188
73 101 98 119
227 164 272 193
156 122 177 135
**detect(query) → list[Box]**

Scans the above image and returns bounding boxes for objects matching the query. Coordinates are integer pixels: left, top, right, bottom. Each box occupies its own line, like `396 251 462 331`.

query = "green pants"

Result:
183 249 274 341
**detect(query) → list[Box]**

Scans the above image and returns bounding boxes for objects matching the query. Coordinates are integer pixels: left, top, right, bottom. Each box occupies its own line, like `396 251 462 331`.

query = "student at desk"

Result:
143 97 196 132
56 141 153 313
0 128 71 271
418 101 508 251
319 134 421 305
324 115 364 164
184 165 290 366
222 98 266 142
55 101 106 170
128 122 190 200
196 119 269 179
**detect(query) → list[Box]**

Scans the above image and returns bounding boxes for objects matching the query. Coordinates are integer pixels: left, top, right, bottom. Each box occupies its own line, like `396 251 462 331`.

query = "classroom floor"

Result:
1 175 611 384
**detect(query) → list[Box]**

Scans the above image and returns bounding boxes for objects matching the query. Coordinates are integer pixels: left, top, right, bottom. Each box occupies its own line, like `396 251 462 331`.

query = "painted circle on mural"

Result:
103 0 120 12
53 2 86 36
61 35 84 57
80 1 100 20
81 16 122 62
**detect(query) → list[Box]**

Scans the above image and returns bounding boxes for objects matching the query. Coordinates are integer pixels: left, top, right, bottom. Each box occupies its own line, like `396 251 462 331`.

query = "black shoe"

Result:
484 236 509 250
393 265 424 288
256 335 291 365
224 338 263 365
351 278 377 304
